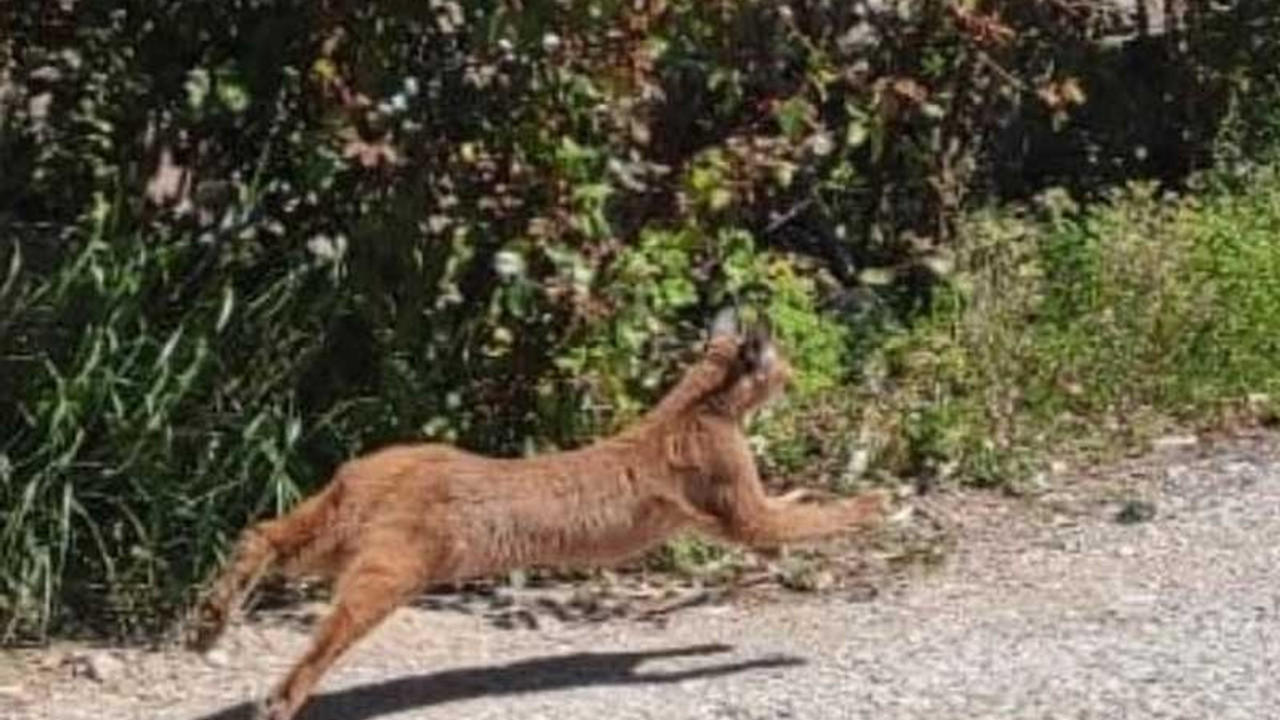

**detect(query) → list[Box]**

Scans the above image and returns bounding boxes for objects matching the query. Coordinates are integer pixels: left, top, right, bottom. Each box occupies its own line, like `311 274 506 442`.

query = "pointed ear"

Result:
710 306 739 340
741 326 777 373
755 313 774 341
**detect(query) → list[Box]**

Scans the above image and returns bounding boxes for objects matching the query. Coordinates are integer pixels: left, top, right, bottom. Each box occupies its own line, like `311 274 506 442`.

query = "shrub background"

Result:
1 1 1277 640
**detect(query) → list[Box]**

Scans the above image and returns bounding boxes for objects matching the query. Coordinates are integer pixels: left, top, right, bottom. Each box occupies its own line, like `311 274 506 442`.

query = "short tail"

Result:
185 483 344 653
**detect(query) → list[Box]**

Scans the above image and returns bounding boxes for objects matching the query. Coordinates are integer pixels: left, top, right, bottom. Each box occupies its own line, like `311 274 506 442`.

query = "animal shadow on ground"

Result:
189 643 804 720
254 579 742 635
409 582 735 630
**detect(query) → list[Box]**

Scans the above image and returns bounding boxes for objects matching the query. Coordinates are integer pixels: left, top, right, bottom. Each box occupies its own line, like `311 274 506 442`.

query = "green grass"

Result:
5 161 1280 643
0 223 316 642
845 166 1280 488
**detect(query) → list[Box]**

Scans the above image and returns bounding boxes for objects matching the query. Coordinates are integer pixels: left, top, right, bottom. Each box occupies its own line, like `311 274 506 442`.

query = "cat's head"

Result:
708 307 793 418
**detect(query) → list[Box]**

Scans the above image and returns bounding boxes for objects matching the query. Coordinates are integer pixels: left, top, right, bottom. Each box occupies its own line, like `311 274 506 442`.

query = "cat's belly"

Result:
446 496 685 579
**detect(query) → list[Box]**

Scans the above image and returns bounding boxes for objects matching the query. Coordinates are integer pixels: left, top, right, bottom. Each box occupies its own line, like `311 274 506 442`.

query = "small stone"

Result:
1115 500 1157 525
844 448 871 482
779 563 836 593
1152 434 1198 451
65 651 126 683
887 506 914 526
202 648 230 668
1026 471 1052 493
848 583 879 603
808 570 837 592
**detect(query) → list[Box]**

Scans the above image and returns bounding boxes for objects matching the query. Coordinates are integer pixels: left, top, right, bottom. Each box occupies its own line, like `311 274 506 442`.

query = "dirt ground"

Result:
4 431 1278 720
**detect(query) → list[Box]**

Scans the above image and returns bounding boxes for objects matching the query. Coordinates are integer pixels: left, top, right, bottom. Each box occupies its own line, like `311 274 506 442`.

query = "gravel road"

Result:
5 436 1279 720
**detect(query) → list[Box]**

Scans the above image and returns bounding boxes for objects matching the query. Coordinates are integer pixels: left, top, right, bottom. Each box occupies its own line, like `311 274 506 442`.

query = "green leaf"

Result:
774 97 813 140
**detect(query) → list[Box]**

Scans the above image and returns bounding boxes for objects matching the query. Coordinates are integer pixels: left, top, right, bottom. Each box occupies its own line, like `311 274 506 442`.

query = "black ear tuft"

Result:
740 325 775 372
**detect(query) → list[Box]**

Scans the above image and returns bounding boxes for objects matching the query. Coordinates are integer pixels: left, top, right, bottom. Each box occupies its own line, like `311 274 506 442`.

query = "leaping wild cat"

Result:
188 309 888 720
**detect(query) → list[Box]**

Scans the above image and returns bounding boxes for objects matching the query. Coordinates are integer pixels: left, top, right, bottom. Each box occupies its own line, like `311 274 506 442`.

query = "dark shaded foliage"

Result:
0 0 1274 640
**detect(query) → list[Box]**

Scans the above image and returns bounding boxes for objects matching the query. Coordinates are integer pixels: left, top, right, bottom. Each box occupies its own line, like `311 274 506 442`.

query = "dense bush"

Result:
857 166 1280 488
1 0 1277 640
